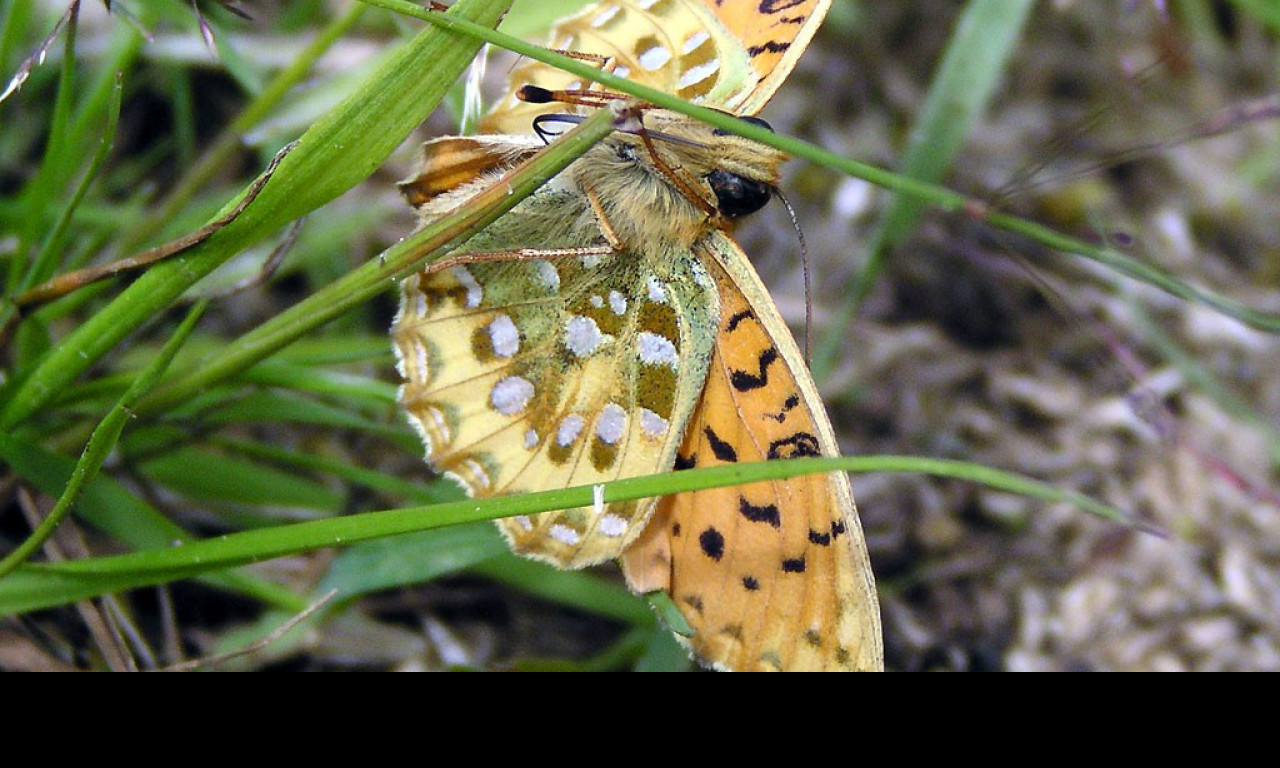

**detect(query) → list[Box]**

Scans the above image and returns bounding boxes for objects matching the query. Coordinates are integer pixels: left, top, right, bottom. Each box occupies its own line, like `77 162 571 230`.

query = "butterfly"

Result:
391 0 882 671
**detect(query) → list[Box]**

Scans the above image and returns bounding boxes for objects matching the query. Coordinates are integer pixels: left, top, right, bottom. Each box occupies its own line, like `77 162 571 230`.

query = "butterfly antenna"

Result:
531 113 586 143
773 188 813 364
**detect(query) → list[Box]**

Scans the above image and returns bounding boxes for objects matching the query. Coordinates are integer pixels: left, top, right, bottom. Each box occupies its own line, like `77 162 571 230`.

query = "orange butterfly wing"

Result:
698 0 833 114
622 232 882 671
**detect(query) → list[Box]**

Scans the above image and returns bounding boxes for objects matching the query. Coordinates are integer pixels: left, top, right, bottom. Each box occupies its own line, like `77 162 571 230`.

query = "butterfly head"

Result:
588 108 788 246
516 83 787 227
705 116 779 219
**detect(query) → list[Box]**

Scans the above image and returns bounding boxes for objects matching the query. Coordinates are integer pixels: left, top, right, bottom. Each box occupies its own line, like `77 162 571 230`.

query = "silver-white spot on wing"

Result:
608 289 627 315
647 276 668 303
639 408 669 439
556 414 586 447
487 314 520 358
490 376 534 416
550 524 581 546
450 266 483 308
596 403 627 445
564 315 610 358
638 45 672 71
599 513 628 538
637 331 679 369
680 59 721 90
590 3 621 27
683 30 710 54
533 260 560 291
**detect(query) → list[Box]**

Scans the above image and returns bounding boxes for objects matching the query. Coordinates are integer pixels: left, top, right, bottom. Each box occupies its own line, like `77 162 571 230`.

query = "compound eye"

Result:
712 115 774 136
706 169 773 218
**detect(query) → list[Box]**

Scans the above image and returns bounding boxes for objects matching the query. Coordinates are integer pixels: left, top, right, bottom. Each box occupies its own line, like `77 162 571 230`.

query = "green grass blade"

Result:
816 0 1034 376
0 301 204 576
199 390 397 437
632 624 695 672
132 104 618 418
1131 302 1280 468
0 432 304 611
121 3 369 253
232 361 397 411
22 72 123 294
209 437 460 505
317 524 507 599
14 5 78 258
0 0 515 431
470 555 653 626
877 0 1034 250
1225 0 1280 32
136 447 346 516
0 453 1138 615
0 0 36 85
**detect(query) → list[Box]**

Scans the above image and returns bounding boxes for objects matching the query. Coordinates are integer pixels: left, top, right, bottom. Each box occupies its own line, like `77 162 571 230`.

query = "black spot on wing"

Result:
808 529 832 546
683 594 705 614
720 624 744 640
700 528 725 561
674 453 696 470
746 40 792 56
704 426 739 463
725 309 755 332
767 431 821 459
742 576 760 591
672 522 682 537
760 0 808 13
831 520 847 538
729 347 778 392
803 629 823 647
781 556 806 573
740 497 781 528
768 393 801 423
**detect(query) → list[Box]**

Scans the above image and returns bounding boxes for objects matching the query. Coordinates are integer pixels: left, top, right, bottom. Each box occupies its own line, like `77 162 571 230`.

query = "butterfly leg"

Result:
582 188 627 252
632 129 717 217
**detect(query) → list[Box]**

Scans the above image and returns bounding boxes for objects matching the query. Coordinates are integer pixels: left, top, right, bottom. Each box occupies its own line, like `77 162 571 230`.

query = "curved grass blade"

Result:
0 0 515 431
0 301 206 577
0 454 1139 615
